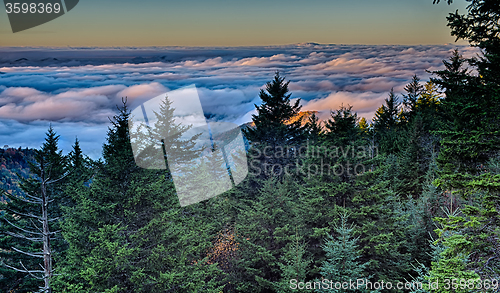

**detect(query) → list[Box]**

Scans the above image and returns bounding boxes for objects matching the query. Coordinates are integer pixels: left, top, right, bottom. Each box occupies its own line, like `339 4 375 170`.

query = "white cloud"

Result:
303 91 388 119
0 44 481 154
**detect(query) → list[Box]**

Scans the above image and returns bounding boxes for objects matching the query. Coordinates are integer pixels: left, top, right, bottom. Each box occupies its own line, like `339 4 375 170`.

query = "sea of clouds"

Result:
0 44 479 158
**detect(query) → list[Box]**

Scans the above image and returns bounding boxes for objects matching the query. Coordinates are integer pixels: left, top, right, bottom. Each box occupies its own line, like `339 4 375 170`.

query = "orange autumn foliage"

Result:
205 227 239 272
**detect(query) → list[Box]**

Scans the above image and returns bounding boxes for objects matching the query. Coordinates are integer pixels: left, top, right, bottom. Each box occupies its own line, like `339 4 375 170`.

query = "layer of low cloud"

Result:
0 44 479 157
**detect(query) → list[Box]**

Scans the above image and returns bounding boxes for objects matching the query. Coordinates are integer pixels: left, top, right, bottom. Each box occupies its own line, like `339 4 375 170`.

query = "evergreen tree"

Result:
51 138 95 292
395 117 425 198
244 71 307 179
273 230 311 293
402 76 441 131
315 211 369 293
350 155 412 283
396 79 442 198
291 104 375 278
429 158 500 289
415 81 441 132
323 105 359 146
304 112 323 142
234 178 306 293
358 117 370 136
435 0 500 109
131 94 202 172
373 89 401 132
373 89 404 154
402 75 424 123
320 104 368 204
432 50 499 173
398 152 441 271
424 2 500 290
243 71 306 147
0 126 67 293
59 99 223 292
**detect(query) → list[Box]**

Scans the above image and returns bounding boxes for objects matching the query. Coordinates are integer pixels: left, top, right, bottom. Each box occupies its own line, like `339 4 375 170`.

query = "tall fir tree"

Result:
432 49 499 173
402 75 424 123
243 71 306 147
58 99 223 292
323 105 359 146
349 155 413 284
233 178 306 293
52 137 95 292
243 72 308 180
273 229 311 293
0 126 67 293
427 1 500 290
373 89 405 154
315 211 370 293
304 112 323 142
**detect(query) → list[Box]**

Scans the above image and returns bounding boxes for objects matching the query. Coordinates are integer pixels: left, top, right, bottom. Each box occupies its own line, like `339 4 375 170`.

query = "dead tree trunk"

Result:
1 156 65 293
41 168 52 293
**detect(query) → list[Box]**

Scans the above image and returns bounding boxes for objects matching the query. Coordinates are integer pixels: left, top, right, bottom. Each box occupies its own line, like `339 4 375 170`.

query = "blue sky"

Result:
1 0 468 46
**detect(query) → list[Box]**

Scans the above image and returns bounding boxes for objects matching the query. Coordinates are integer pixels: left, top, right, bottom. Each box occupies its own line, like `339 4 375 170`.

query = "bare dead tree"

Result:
1 154 67 293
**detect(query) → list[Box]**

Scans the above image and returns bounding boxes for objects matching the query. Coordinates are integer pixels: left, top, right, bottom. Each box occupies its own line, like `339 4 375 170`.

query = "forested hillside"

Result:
0 147 33 201
0 0 499 292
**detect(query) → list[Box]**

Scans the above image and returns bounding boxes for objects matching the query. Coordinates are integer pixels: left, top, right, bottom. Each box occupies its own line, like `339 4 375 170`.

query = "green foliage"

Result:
243 71 306 147
273 230 311 293
56 100 224 292
0 126 68 292
315 211 369 293
324 105 359 146
373 89 405 154
427 224 481 293
350 156 413 283
234 177 306 293
431 164 500 283
243 71 309 181
357 117 370 136
304 112 324 141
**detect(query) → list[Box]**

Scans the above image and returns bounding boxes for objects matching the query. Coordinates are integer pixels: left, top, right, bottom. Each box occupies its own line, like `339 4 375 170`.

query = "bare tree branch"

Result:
3 262 44 278
30 219 43 233
24 193 43 202
46 172 69 185
20 261 45 280
6 209 43 221
5 231 43 242
3 218 44 235
3 147 63 293
8 196 42 205
11 247 44 258
2 189 43 203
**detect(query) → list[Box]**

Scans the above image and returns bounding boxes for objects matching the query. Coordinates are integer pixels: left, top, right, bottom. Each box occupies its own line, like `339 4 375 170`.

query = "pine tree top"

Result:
243 71 306 145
